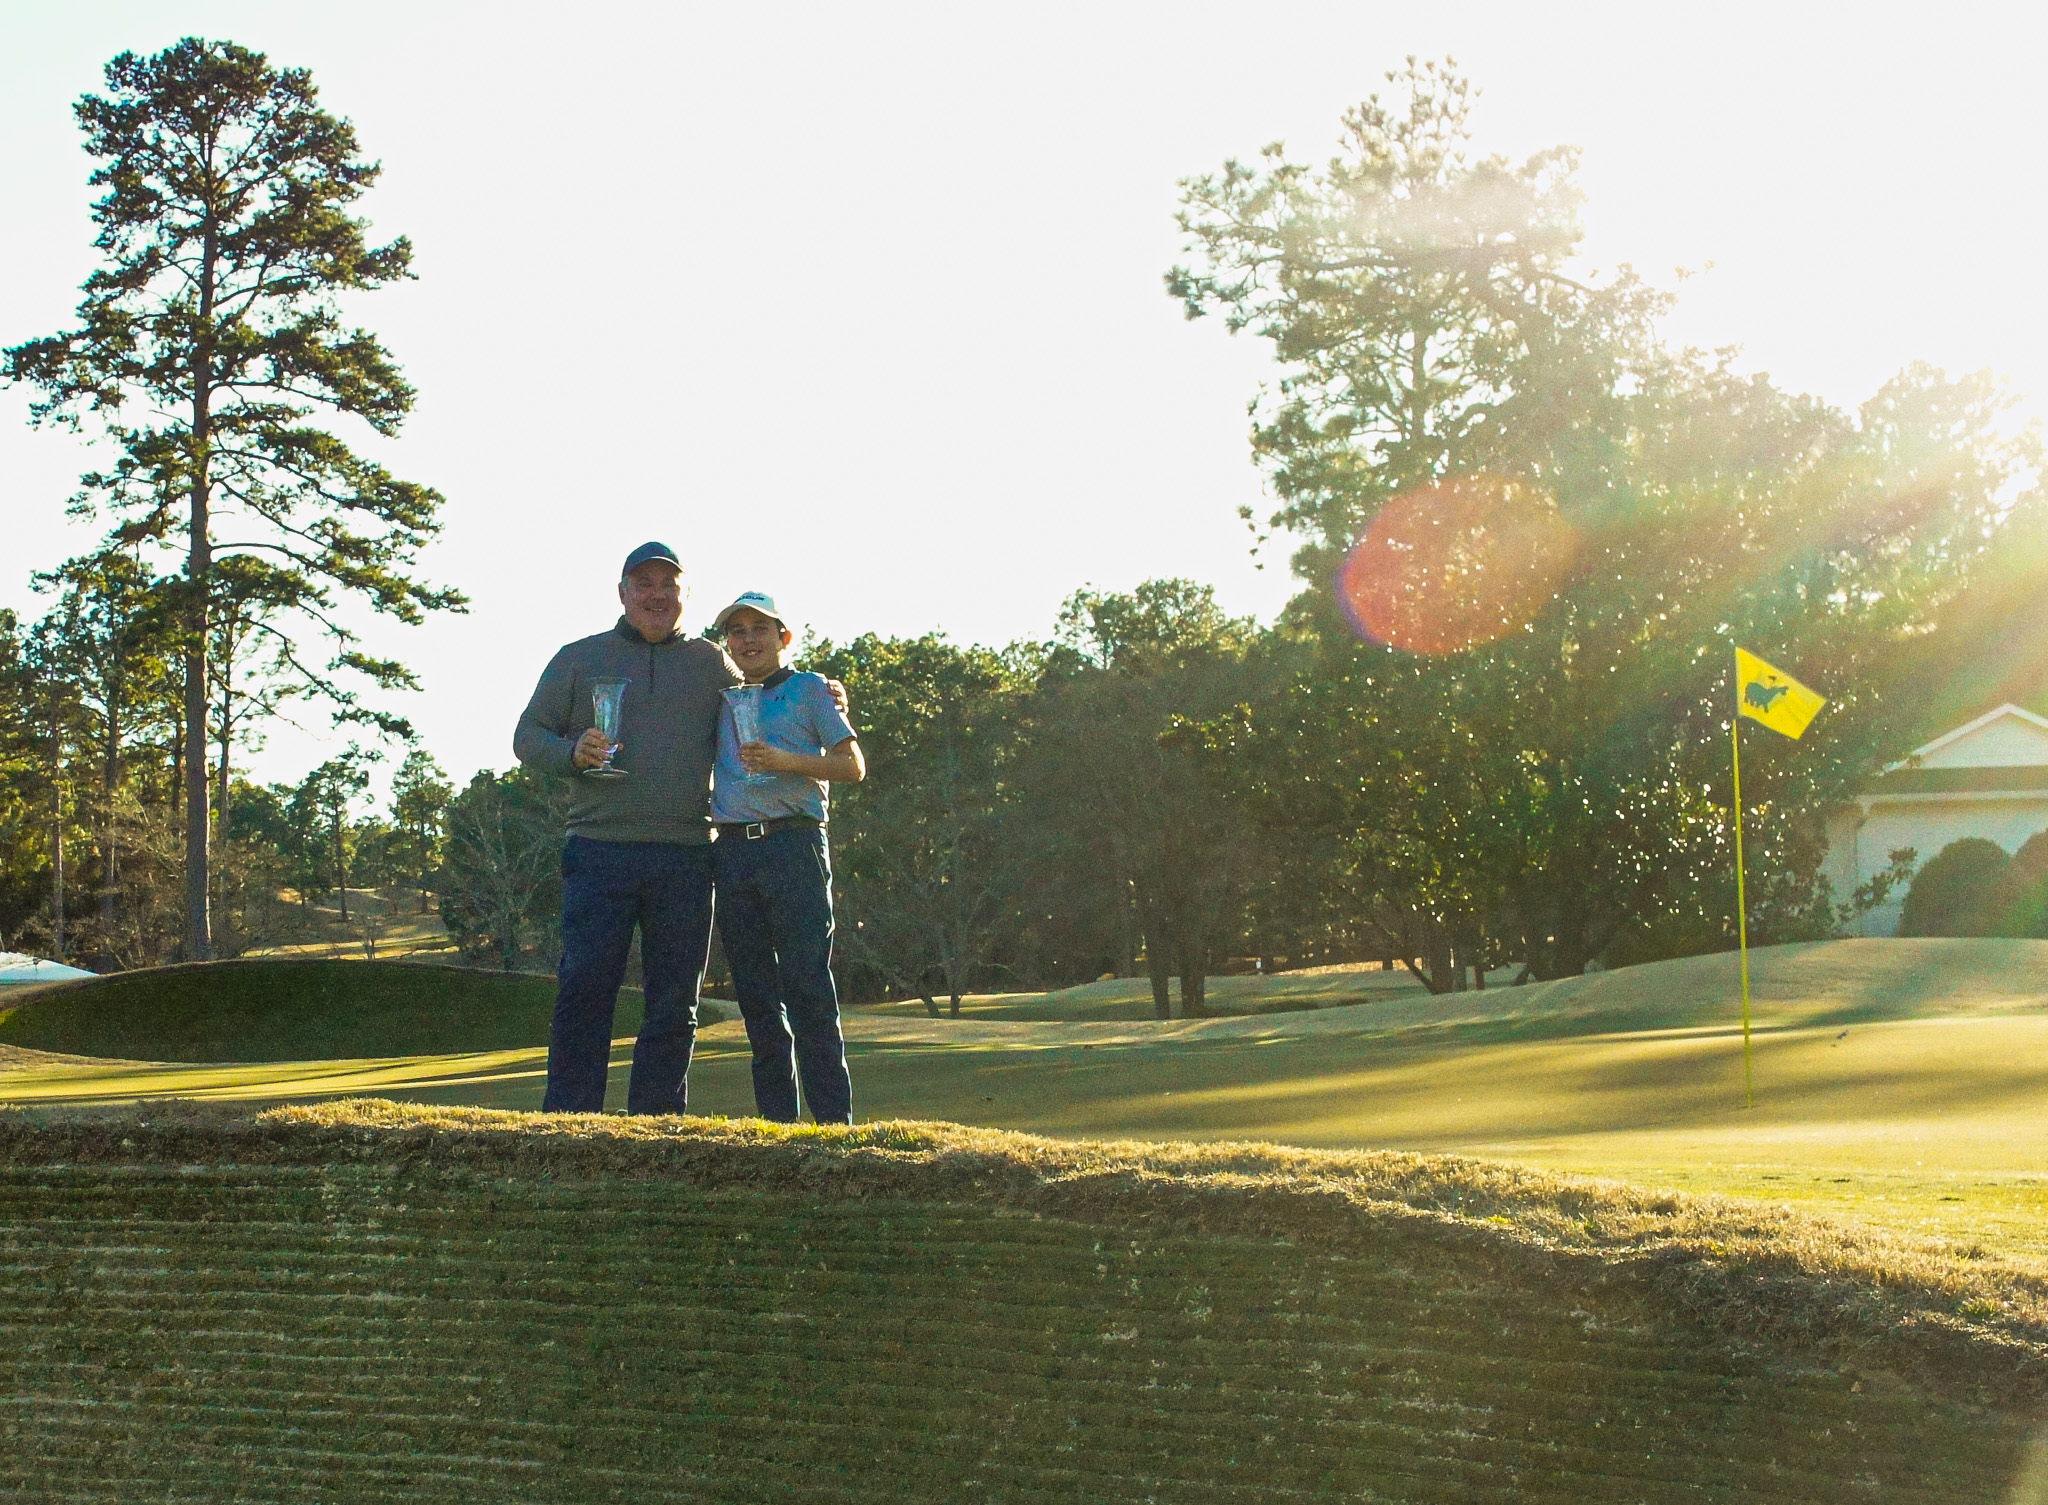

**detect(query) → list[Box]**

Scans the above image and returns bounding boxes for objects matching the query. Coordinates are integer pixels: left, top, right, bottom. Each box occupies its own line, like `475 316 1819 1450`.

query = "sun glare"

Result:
1337 474 1577 654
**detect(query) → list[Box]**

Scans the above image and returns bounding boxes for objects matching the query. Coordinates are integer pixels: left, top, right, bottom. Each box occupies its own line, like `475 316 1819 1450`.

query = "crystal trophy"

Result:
724 684 772 783
586 678 629 779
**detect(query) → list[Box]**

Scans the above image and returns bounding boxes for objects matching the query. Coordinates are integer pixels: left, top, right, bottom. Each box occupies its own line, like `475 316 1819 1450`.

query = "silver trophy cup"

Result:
725 684 772 783
586 678 629 779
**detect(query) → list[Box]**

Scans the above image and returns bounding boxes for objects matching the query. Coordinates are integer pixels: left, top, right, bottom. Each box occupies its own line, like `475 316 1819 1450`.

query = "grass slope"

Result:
0 1102 2039 1503
886 936 2048 1028
243 885 461 963
0 958 674 1062
8 939 2048 1261
876 962 1436 1021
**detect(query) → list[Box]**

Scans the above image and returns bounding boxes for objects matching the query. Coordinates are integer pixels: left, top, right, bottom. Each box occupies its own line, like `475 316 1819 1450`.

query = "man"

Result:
513 542 738 1114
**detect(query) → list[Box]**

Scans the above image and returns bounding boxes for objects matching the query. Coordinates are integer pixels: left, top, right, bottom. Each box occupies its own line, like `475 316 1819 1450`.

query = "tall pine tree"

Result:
5 38 463 958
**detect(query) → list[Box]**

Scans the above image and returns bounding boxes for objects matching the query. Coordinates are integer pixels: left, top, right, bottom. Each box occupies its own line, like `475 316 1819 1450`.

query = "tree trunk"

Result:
50 775 66 962
182 584 212 960
1403 930 1456 995
99 706 120 943
332 809 350 922
1178 953 1208 1017
1147 949 1172 1020
1429 932 1454 993
214 687 233 843
499 899 518 971
919 992 940 1019
942 954 965 1018
184 232 217 962
182 484 212 961
1513 872 1604 980
1121 879 1140 979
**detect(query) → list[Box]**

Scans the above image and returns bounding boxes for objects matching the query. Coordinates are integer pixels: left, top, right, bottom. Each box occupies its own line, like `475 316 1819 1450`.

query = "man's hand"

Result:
826 678 850 716
738 737 862 782
738 740 801 774
572 727 614 770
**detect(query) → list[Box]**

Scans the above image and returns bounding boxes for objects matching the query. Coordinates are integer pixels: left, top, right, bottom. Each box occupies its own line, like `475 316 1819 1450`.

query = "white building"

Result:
1821 703 2048 936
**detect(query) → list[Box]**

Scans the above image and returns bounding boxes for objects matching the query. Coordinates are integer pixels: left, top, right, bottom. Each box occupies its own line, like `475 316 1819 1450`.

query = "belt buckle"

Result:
744 821 768 840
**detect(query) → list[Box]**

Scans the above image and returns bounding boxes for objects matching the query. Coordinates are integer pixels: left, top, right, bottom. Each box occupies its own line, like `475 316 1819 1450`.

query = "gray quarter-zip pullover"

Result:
513 619 741 844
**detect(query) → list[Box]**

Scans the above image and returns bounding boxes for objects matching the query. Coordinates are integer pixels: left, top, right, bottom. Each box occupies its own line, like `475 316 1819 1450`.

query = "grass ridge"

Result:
0 959 718 1062
4 1098 2044 1400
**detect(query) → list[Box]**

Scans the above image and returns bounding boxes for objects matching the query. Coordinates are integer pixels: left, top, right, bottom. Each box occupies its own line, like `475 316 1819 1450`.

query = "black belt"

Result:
714 815 821 841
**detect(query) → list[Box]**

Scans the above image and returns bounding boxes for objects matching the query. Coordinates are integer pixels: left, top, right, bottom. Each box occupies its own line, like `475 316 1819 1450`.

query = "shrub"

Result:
1999 830 2048 939
1898 838 2011 937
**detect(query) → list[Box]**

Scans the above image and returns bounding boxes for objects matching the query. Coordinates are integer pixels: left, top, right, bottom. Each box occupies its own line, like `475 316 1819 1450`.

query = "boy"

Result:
710 591 865 1123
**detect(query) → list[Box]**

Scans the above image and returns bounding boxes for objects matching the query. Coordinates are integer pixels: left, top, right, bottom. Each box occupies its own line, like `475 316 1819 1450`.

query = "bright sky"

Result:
4 1 2044 793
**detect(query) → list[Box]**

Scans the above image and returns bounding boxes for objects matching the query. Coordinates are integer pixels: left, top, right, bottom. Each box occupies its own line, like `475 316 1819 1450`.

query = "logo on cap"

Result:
715 591 787 631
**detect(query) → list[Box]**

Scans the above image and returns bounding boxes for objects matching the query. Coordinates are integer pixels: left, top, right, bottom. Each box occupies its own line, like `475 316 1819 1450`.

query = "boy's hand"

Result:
572 727 615 769
739 740 801 774
826 678 850 716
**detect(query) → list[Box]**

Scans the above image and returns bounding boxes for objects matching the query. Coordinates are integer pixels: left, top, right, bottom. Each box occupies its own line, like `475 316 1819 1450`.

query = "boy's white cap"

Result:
714 590 787 632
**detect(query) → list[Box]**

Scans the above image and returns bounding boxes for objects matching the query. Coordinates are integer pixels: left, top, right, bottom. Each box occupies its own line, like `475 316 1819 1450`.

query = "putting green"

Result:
6 938 2046 1259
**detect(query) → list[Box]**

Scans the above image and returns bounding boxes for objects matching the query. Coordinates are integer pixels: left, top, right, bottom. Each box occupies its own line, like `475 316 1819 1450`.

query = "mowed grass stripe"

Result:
0 1348 1860 1446
0 1254 1810 1388
0 1201 1953 1340
0 1298 1938 1454
1 1164 2022 1502
5 1241 1755 1394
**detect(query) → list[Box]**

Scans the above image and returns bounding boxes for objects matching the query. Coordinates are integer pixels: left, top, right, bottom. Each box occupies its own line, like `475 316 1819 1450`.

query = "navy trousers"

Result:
545 836 713 1115
713 825 852 1124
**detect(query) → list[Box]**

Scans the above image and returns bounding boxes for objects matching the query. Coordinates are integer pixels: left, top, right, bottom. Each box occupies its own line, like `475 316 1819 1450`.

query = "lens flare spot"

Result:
1337 475 1576 654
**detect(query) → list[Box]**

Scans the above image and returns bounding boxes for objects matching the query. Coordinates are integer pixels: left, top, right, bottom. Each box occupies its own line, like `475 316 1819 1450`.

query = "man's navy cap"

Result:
621 541 683 578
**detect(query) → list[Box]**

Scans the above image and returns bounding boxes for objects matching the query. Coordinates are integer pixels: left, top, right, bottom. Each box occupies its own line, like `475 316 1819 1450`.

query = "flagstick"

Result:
1730 709 1754 1109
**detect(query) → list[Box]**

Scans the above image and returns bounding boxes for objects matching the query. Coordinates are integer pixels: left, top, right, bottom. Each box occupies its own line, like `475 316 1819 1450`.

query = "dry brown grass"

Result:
5 1097 2043 1402
0 1042 118 1069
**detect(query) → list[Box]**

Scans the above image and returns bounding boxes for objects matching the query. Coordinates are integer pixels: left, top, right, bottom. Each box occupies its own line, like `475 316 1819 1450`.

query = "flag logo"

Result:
1734 647 1825 739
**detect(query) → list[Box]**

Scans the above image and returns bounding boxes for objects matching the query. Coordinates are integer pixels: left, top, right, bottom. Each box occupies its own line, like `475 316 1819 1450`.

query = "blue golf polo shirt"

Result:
711 668 857 825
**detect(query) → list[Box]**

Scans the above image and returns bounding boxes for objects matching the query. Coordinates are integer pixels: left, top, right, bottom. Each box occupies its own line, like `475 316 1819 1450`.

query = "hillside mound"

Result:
0 959 711 1062
928 962 1432 1021
855 937 2048 1047
1515 936 2048 1030
0 1102 2037 1503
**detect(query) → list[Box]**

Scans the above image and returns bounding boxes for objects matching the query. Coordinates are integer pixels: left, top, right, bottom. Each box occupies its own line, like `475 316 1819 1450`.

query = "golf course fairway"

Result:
4 938 2047 1258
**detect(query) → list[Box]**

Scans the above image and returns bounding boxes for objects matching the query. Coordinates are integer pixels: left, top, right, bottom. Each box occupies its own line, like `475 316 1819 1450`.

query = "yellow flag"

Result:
1735 647 1825 739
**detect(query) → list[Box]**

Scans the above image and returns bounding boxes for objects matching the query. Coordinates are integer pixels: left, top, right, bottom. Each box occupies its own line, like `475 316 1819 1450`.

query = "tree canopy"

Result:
1164 61 2046 984
1168 57 1666 580
4 37 462 958
4 50 2042 1000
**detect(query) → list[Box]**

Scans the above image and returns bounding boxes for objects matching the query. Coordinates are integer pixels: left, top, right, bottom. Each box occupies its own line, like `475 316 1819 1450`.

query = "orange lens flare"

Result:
1337 475 1576 655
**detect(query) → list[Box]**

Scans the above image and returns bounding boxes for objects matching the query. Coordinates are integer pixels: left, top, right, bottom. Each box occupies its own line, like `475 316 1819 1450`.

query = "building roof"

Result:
1883 703 2048 772
1867 765 2048 795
